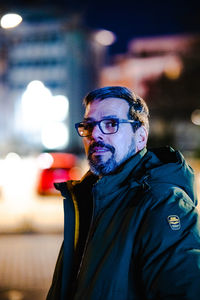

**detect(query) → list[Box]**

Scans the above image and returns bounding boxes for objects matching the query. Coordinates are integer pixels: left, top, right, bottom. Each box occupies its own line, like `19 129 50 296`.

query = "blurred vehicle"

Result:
36 152 82 196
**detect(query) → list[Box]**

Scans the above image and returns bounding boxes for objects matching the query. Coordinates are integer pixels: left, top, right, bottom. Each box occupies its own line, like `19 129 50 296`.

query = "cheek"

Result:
114 131 135 152
116 128 132 143
107 134 127 153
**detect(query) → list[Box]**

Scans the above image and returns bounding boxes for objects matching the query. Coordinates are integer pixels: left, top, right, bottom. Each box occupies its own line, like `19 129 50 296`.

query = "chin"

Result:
89 156 118 176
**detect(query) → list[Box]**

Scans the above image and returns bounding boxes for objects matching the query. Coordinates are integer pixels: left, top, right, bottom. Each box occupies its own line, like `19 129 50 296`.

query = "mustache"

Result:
89 141 115 155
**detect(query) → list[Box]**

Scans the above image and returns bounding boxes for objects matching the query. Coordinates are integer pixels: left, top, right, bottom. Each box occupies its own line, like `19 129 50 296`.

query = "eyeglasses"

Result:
75 118 137 137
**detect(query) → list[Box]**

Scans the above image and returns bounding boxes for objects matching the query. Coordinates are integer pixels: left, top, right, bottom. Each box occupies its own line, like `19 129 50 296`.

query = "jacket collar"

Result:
94 147 147 193
56 147 147 199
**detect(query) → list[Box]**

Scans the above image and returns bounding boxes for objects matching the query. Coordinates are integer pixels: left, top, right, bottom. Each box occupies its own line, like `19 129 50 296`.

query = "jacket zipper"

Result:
75 189 96 282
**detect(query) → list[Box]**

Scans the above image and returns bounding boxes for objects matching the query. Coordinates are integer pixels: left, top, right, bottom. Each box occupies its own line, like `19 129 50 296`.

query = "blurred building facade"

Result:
0 11 105 156
100 34 200 157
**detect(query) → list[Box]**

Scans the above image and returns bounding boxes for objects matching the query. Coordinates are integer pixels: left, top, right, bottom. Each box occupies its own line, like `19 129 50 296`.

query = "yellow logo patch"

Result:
167 215 181 230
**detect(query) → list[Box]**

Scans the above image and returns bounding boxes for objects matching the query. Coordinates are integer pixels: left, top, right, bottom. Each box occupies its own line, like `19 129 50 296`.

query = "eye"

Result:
103 119 118 128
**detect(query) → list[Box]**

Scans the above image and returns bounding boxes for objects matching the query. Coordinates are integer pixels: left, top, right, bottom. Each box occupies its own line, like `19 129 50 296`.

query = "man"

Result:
47 86 200 300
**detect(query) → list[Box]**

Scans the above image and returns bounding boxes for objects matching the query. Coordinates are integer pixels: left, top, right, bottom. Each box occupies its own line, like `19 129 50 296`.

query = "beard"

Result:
88 139 136 176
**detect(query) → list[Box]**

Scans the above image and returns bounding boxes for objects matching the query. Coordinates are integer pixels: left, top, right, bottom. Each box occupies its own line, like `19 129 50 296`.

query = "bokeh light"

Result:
0 13 22 29
50 95 69 122
191 109 200 125
21 81 69 149
41 122 69 149
37 153 54 169
94 29 116 46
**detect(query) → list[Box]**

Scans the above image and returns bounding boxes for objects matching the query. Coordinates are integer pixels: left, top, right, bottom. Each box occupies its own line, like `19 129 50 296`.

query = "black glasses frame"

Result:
75 118 137 137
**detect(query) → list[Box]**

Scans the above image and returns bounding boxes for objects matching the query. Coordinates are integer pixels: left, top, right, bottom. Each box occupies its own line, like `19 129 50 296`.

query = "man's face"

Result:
83 97 139 176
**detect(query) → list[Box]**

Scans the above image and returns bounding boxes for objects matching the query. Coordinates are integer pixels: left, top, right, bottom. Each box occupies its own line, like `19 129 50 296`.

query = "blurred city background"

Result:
0 0 200 299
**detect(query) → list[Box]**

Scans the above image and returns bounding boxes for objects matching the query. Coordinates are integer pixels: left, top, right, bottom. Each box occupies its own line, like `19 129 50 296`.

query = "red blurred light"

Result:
36 152 79 196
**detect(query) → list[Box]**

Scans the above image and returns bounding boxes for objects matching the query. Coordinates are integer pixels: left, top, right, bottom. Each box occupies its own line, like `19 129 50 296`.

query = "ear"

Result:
135 126 148 151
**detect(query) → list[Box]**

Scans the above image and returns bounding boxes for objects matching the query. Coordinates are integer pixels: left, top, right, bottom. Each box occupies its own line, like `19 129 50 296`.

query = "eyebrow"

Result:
83 115 119 121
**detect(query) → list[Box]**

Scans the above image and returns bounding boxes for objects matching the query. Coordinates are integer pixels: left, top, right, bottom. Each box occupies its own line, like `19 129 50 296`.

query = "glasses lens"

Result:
77 122 93 137
100 119 118 134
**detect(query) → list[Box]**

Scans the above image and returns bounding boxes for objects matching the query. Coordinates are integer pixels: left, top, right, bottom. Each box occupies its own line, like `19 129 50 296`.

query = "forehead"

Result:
84 97 129 119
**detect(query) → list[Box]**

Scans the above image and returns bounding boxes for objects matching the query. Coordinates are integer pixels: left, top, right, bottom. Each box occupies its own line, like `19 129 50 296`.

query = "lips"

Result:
92 147 109 153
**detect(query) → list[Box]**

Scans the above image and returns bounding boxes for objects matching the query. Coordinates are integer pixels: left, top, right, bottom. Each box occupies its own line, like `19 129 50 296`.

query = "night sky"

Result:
82 0 200 54
1 0 200 54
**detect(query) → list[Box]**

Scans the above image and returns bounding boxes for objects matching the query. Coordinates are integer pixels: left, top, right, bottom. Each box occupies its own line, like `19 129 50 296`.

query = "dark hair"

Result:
83 86 149 132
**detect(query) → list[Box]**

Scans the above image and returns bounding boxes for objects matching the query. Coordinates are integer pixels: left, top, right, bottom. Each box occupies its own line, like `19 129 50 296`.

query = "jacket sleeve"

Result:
46 241 63 300
135 188 200 300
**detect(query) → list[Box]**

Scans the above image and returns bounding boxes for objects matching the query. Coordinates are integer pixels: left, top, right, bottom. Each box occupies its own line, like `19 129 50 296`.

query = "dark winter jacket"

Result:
46 146 200 300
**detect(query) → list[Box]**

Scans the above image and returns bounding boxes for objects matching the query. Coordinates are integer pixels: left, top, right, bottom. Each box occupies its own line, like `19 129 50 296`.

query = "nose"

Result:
90 123 103 140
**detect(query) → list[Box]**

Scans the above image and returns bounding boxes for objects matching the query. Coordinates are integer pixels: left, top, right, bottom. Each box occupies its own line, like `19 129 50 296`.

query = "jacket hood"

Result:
141 147 197 205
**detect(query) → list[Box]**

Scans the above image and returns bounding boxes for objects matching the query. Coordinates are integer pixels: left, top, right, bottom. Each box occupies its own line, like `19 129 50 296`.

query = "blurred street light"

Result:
0 13 22 29
164 55 183 80
94 29 116 46
50 95 69 122
41 122 69 150
21 80 69 149
21 80 52 131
